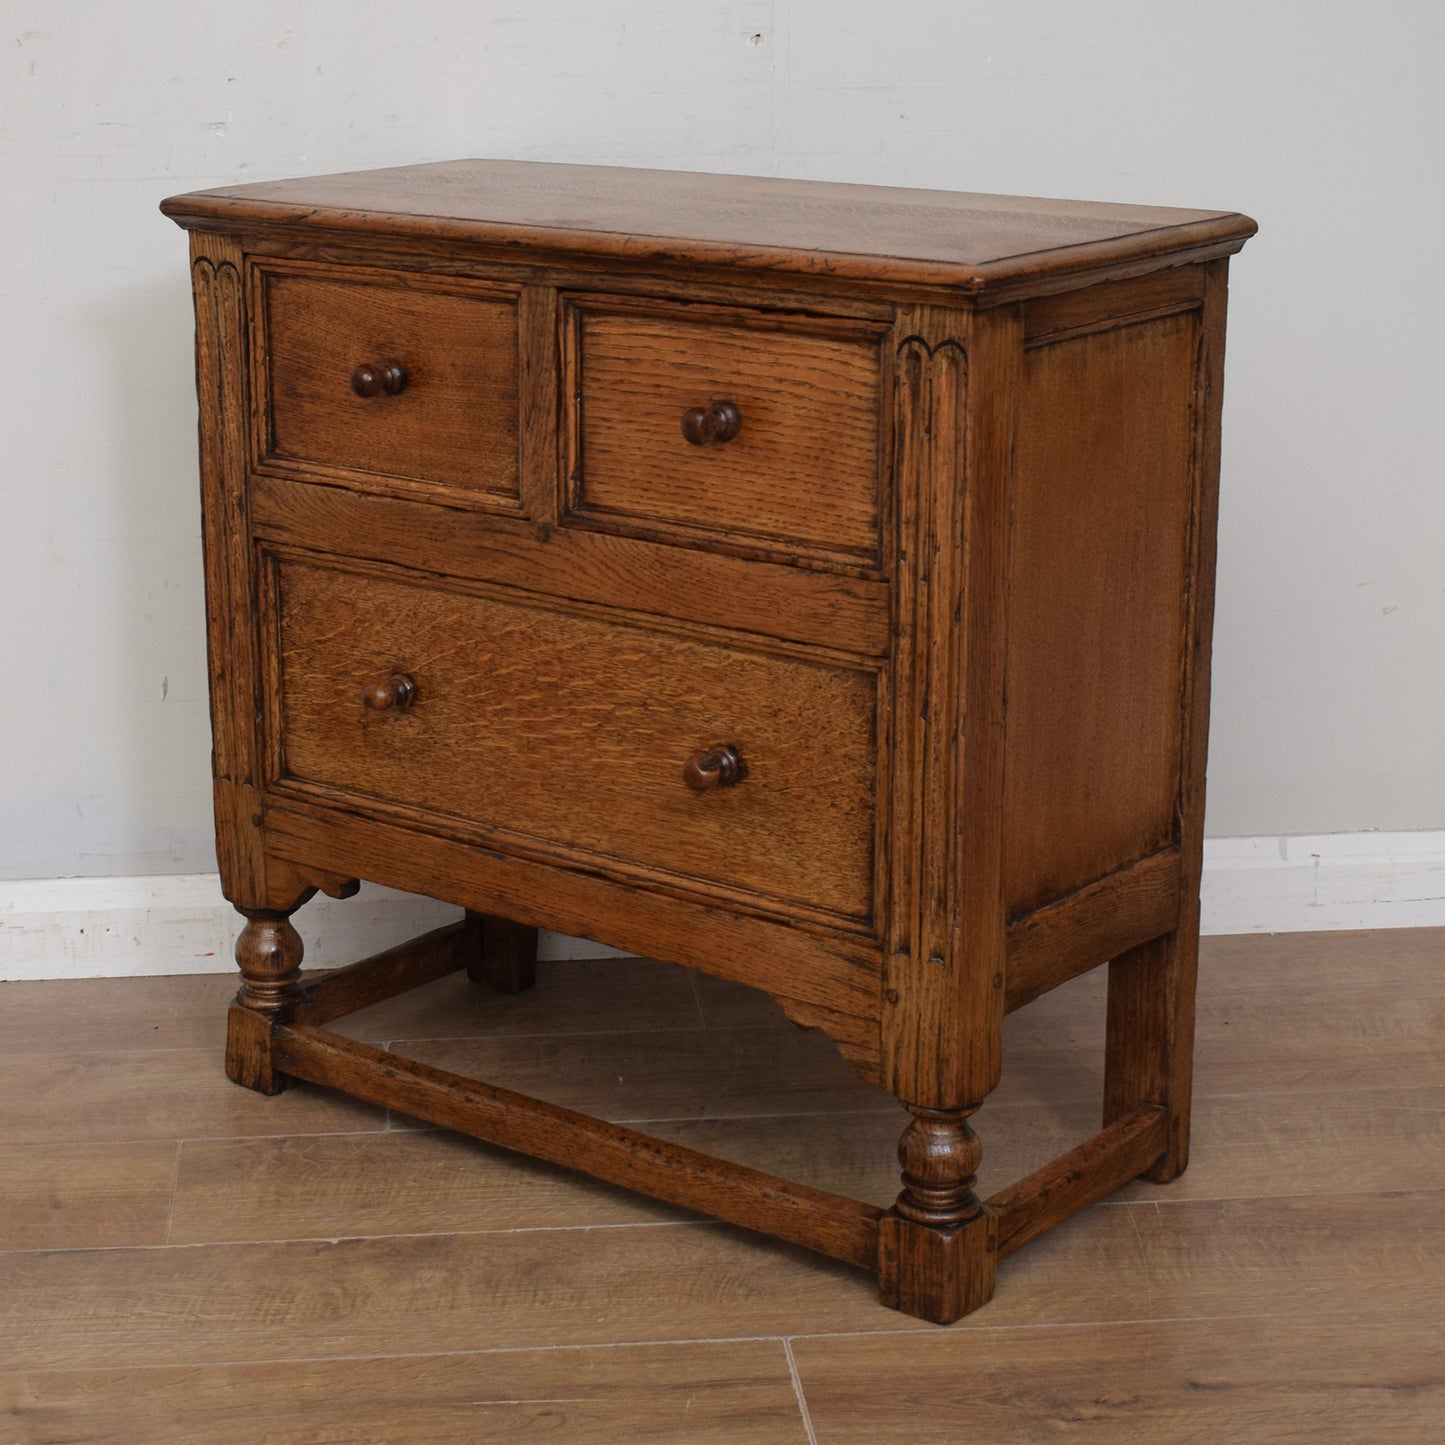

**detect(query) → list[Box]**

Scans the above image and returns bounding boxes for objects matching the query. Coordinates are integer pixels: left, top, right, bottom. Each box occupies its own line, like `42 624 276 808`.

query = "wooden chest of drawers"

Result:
163 160 1254 1322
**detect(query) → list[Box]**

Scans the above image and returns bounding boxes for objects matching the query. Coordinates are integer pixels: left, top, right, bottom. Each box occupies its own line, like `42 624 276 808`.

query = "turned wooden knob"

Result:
682 745 742 791
361 673 417 711
350 361 408 398
680 400 742 446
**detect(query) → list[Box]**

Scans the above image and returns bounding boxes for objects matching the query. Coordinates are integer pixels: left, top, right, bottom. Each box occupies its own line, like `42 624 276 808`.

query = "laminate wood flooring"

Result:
2 928 1440 1442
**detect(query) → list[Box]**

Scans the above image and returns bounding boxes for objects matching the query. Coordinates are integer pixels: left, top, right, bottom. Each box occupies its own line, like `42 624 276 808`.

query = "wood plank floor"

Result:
1 928 1440 1442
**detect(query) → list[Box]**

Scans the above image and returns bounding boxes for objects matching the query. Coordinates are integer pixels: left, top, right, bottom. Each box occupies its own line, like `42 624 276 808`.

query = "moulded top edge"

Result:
160 158 1257 295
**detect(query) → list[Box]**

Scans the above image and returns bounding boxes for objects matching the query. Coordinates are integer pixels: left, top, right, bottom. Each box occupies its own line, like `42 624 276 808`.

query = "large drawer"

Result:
268 554 878 927
565 297 887 568
256 264 521 502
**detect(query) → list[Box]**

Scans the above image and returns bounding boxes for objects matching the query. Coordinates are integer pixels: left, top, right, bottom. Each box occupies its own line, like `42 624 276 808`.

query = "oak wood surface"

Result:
568 298 885 565
1003 308 1198 915
161 160 1253 1325
189 233 270 910
249 473 892 655
1004 848 1182 1011
295 917 477 1024
261 798 885 1075
270 552 878 926
987 1105 1168 1258
160 158 1256 296
257 262 521 500
1104 260 1230 1180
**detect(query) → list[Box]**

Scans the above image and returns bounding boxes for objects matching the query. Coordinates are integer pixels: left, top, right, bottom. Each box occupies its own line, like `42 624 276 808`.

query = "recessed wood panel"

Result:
259 265 521 500
272 556 877 925
568 300 884 565
1004 312 1199 915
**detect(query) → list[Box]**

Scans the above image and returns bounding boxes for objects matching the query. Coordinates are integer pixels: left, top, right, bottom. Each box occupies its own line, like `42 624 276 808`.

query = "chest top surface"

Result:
161 157 1254 296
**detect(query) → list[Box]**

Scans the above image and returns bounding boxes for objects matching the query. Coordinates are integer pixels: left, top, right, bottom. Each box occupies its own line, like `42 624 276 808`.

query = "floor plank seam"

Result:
8 1305 1406 1380
0 1332 843 1374
1 1127 396 1149
0 1217 725 1259
161 1141 182 1246
382 1021 813 1045
684 968 709 1028
783 1337 821 1445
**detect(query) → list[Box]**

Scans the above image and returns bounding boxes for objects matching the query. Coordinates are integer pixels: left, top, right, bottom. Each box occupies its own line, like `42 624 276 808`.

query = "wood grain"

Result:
296 918 477 1025
1004 849 1182 1011
882 305 1016 1113
189 234 269 909
160 158 1256 297
258 262 521 500
4 926 1436 1438
1004 309 1198 915
163 161 1254 1321
1128 1190 1445 1318
272 552 879 926
262 799 885 1077
987 1106 1167 1258
0 1340 812 1445
274 1025 882 1269
1116 1087 1445 1202
0 1047 382 1146
0 1225 899 1371
1198 926 1445 1003
249 473 892 655
0 1142 178 1251
0 973 235 1056
568 298 884 565
169 1129 685 1245
791 1309 1445 1444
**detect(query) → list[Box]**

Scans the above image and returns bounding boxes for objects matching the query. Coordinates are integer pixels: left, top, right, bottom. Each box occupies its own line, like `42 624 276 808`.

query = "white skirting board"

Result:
1 831 1442 982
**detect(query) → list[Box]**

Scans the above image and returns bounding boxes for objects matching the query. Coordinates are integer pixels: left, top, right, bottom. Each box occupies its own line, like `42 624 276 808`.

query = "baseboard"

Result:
1200 830 1445 935
0 877 626 983
2 831 1441 981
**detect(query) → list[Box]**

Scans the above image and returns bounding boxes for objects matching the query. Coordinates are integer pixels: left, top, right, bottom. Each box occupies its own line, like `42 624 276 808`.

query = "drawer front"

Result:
270 555 878 927
566 299 886 567
258 265 521 501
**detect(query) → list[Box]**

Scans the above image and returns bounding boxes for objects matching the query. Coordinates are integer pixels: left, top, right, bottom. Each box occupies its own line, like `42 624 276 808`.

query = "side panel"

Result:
1004 282 1204 917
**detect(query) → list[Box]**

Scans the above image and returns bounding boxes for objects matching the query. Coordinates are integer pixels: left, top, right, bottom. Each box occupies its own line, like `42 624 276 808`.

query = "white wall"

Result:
3 0 1442 884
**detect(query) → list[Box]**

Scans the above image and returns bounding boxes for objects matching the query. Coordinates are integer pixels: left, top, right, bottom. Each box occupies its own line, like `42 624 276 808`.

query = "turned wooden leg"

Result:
1103 922 1199 1182
226 907 308 1095
464 911 539 994
877 1105 998 1323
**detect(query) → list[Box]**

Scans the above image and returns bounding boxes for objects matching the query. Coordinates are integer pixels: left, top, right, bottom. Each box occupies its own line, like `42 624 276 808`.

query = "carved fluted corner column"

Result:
225 907 308 1095
877 1105 998 1323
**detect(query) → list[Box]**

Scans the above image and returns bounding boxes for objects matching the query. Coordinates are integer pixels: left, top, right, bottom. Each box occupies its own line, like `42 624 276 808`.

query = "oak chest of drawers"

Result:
162 160 1254 1322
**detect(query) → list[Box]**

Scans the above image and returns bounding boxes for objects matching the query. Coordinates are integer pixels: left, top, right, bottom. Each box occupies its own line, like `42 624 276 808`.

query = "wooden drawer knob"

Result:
350 361 408 398
680 400 742 446
682 745 742 791
361 673 418 711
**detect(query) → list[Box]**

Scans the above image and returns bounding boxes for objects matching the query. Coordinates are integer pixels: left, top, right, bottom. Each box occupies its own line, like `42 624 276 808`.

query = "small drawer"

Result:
269 555 878 927
566 298 887 567
257 264 521 502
